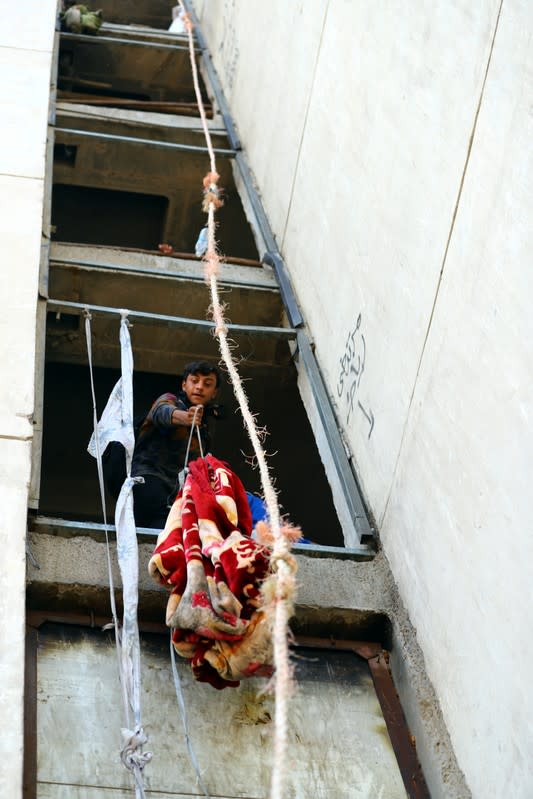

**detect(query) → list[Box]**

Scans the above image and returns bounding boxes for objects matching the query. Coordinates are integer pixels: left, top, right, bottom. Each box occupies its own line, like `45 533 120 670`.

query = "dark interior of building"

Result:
39 9 347 550
86 0 182 31
39 360 343 546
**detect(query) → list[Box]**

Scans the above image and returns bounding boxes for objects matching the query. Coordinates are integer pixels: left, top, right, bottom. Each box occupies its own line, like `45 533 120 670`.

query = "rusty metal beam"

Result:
23 626 38 799
367 652 431 799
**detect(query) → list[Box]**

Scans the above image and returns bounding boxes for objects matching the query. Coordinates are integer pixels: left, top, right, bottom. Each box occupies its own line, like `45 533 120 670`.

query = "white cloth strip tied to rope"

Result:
87 311 152 799
178 7 297 798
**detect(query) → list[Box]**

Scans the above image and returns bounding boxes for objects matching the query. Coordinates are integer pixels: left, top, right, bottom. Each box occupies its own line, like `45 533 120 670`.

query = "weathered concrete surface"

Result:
381 3 533 797
56 102 230 148
27 532 165 621
50 242 271 282
89 0 178 31
52 126 258 258
57 33 197 103
0 176 45 440
194 1 532 796
0 3 57 796
27 529 467 796
48 258 281 325
35 624 408 798
195 0 328 240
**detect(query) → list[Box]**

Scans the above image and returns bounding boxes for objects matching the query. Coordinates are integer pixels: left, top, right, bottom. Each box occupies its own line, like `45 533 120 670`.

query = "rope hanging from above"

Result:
178 5 298 798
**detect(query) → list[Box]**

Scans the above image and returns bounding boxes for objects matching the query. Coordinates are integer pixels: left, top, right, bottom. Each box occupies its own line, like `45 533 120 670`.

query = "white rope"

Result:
178 405 204 492
179 3 216 174
183 405 204 464
85 310 152 799
170 635 211 798
207 210 294 799
177 8 296 798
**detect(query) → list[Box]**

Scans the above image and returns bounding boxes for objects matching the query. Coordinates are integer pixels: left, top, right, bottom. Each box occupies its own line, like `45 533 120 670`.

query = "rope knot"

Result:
202 172 223 212
270 551 298 577
254 521 303 547
203 171 220 189
120 726 153 774
118 309 132 327
182 11 194 33
202 191 224 212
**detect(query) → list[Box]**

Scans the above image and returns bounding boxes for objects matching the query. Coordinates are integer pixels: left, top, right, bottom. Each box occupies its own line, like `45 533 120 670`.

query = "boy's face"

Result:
182 372 218 405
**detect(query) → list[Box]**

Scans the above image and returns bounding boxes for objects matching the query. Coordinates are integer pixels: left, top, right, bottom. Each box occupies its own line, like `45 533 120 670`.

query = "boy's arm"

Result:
151 393 202 428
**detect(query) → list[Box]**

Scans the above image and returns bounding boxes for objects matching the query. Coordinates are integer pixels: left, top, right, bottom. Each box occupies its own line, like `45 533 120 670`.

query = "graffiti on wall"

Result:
336 313 375 438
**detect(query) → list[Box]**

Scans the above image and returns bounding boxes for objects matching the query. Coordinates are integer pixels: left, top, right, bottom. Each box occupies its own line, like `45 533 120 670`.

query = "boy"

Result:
132 361 221 528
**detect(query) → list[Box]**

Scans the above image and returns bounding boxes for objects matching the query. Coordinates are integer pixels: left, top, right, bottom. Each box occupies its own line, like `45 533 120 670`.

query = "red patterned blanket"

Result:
149 455 274 689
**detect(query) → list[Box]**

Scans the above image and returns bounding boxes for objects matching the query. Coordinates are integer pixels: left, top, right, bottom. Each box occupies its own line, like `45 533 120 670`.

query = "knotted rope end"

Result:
120 726 153 774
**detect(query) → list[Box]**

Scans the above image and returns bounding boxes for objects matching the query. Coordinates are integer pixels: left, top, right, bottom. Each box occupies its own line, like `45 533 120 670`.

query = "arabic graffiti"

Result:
336 314 375 438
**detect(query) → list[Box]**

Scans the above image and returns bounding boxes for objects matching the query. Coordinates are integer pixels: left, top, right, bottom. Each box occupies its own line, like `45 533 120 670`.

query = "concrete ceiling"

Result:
46 244 294 373
58 32 199 103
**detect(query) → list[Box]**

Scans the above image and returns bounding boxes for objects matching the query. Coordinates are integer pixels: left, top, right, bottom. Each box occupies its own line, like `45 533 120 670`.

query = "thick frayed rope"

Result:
178 6 297 798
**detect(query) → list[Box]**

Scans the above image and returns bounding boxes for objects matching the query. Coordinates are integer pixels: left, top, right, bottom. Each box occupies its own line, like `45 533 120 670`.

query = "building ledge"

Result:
29 515 375 559
27 515 382 637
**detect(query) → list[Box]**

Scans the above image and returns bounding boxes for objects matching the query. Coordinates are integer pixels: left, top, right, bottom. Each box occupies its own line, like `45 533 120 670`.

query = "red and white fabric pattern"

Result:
149 455 273 689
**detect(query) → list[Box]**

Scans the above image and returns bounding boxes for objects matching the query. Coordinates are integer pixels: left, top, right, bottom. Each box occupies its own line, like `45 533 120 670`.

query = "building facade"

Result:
1 1 531 797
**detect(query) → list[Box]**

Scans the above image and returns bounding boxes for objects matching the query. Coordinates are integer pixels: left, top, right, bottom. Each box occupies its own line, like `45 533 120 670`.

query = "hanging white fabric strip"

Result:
87 315 135 464
87 376 134 461
86 311 152 798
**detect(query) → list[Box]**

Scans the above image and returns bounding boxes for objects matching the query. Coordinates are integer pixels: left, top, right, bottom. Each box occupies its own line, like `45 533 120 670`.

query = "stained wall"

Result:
193 1 533 797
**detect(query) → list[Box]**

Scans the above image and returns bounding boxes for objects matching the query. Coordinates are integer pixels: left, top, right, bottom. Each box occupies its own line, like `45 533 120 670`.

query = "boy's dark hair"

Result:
182 360 221 388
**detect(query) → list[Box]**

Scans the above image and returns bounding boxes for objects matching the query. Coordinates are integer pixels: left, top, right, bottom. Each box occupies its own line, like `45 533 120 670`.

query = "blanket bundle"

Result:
149 455 274 688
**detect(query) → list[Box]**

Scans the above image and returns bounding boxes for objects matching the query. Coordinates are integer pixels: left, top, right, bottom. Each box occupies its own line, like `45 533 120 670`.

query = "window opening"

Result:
51 146 258 259
89 0 183 30
39 360 343 546
51 185 168 250
53 143 77 167
57 36 210 107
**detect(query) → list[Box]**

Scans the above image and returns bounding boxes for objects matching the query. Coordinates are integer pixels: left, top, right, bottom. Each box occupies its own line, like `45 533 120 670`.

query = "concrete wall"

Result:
0 3 57 795
193 1 533 797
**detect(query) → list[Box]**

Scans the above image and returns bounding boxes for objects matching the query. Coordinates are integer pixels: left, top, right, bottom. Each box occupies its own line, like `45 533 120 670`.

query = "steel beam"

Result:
50 256 277 290
297 331 372 543
56 127 236 157
46 298 296 340
60 31 193 52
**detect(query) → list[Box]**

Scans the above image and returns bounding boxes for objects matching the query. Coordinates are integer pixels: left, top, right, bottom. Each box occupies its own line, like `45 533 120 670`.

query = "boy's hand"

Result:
172 406 204 427
187 405 203 426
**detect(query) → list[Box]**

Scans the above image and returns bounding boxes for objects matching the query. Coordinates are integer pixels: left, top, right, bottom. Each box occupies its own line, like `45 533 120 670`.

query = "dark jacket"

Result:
131 390 211 493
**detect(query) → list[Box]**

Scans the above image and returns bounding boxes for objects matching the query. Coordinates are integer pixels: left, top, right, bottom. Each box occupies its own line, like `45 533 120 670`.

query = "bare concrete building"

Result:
1 2 531 798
